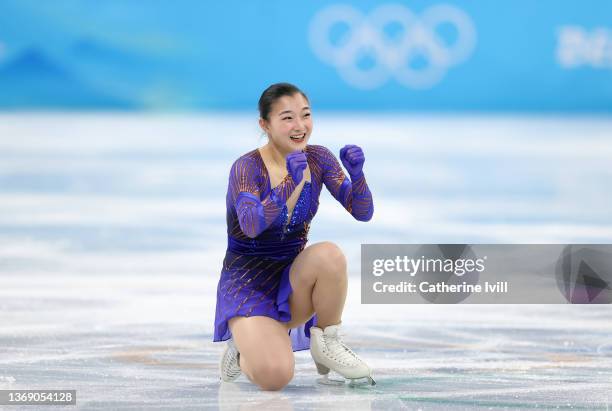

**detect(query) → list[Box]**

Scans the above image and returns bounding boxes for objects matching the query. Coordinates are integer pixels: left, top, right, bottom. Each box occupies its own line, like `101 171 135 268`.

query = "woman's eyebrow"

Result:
278 107 310 116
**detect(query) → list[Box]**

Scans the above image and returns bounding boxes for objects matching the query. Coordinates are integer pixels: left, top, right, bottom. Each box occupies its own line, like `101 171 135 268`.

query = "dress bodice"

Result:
274 181 312 238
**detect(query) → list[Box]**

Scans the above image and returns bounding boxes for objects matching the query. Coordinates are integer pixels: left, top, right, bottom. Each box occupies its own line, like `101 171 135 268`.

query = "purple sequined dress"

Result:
213 144 373 351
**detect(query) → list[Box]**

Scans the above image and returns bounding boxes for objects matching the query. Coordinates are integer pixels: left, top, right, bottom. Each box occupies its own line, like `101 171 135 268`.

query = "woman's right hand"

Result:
286 151 307 185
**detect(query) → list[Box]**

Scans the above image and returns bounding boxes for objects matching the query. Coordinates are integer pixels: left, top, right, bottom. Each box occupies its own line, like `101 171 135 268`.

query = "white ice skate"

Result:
219 339 242 382
310 323 376 386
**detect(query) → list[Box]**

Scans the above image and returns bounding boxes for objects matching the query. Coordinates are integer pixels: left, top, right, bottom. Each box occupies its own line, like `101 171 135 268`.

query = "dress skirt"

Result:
213 250 317 352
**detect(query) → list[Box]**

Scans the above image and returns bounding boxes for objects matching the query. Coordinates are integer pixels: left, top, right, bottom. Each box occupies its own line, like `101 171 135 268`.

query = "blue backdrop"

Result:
0 0 610 111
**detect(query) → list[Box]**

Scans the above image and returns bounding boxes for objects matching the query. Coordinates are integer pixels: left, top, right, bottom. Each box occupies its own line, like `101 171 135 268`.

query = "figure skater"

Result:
213 82 375 390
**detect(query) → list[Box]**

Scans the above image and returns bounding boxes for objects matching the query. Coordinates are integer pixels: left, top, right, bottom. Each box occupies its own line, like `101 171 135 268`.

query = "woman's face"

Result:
260 93 312 155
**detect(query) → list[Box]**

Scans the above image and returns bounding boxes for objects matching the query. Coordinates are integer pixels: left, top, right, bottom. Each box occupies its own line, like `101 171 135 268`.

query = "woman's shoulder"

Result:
230 148 262 170
305 144 336 159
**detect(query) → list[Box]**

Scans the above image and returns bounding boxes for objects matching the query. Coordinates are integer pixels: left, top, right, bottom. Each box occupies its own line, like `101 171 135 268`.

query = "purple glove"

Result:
286 150 307 184
340 144 365 178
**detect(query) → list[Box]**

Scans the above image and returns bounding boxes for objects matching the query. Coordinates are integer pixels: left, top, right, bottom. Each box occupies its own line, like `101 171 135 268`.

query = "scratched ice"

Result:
0 114 611 410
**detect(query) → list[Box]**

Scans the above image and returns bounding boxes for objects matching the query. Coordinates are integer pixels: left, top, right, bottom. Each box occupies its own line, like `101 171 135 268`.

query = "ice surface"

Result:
0 113 611 410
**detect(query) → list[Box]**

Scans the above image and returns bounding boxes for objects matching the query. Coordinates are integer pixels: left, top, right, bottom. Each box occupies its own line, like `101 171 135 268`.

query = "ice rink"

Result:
1 114 611 410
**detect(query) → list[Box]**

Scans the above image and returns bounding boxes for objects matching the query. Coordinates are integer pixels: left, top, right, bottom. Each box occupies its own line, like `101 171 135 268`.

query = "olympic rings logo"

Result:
308 3 477 89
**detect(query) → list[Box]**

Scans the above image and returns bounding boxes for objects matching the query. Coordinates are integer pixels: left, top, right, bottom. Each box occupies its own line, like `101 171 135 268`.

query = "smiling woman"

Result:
212 82 375 391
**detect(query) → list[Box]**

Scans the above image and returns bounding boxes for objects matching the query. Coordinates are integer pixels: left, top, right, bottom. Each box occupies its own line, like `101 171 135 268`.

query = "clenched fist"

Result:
340 144 365 178
286 150 308 185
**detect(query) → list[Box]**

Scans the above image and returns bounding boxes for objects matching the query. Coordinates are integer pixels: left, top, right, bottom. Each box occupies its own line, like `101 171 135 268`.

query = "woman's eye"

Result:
283 117 292 120
304 113 311 118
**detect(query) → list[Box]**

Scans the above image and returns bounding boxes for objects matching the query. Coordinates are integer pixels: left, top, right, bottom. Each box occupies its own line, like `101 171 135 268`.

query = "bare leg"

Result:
228 316 294 391
285 241 348 330
282 242 375 385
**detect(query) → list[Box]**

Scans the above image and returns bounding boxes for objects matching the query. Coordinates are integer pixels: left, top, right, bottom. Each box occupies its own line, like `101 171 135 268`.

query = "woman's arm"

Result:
319 145 373 221
229 157 297 238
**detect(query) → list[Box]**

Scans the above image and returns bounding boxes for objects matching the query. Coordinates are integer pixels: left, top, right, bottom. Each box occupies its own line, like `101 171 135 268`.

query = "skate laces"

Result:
221 340 241 380
323 329 364 367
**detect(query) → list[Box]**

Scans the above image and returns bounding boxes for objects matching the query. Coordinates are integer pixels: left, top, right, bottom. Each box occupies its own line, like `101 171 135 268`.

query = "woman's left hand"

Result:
340 144 365 178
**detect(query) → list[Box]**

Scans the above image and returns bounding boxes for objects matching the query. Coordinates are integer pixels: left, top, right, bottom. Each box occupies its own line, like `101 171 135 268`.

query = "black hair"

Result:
258 82 310 121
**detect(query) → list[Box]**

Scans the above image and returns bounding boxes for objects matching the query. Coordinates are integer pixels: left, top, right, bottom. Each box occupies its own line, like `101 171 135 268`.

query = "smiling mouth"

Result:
289 133 305 142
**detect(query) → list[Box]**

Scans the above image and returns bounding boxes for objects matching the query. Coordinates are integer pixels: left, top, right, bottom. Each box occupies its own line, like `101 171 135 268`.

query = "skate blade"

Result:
348 376 376 387
316 374 346 386
316 374 376 387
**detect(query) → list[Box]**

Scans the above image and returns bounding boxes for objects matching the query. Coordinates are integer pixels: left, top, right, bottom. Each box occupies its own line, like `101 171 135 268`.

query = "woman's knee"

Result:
315 241 347 277
228 316 295 390
249 356 295 391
